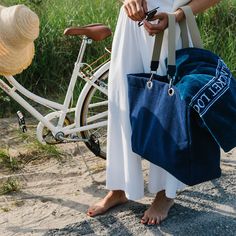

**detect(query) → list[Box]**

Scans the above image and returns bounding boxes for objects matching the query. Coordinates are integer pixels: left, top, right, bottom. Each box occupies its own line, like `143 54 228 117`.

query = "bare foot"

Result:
87 190 128 217
141 190 174 225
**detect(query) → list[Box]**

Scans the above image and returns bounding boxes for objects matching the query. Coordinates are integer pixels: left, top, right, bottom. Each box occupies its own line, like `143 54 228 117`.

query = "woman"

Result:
87 0 221 225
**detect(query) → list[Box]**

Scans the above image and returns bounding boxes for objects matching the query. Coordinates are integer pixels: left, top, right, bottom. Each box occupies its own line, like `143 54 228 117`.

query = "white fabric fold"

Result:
106 0 187 200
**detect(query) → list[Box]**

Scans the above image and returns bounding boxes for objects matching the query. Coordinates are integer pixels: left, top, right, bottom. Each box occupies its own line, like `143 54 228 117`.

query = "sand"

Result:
0 118 235 236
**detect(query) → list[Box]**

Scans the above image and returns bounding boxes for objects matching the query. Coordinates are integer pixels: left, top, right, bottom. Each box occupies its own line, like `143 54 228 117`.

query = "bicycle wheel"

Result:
80 70 109 159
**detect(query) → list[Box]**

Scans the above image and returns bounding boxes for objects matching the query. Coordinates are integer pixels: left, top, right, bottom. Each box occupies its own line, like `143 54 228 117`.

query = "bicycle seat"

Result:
64 23 112 41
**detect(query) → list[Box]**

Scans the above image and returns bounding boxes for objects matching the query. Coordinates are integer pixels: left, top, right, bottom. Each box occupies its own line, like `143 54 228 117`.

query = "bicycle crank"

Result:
54 132 89 143
87 134 101 156
54 132 101 156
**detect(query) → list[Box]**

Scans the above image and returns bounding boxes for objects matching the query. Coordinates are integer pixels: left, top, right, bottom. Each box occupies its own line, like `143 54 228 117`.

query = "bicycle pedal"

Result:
16 111 27 133
88 134 101 156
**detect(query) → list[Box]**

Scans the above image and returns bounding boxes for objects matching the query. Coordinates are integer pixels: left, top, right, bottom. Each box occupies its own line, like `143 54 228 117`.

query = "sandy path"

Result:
0 119 235 236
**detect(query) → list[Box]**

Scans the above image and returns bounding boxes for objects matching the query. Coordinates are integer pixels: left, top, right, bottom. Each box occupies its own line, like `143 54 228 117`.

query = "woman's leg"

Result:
141 190 174 225
140 163 185 224
87 190 128 217
87 7 145 216
87 0 185 221
87 190 174 222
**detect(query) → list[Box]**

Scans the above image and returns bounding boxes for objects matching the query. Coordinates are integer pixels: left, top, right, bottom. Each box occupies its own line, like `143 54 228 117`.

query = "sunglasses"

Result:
138 7 160 27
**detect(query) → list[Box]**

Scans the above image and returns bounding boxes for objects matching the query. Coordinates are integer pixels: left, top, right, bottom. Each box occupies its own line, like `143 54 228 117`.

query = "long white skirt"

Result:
106 0 186 200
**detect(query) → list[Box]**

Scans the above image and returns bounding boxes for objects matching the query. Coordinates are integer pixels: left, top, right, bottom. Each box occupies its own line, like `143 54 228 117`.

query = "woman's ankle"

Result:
107 190 127 199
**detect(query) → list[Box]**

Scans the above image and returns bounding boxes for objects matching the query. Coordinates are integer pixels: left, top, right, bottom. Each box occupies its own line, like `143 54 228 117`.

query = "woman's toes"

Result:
87 206 104 217
87 207 94 216
156 216 161 225
87 210 95 216
87 209 95 216
148 217 155 225
141 218 147 224
87 190 128 217
141 214 149 224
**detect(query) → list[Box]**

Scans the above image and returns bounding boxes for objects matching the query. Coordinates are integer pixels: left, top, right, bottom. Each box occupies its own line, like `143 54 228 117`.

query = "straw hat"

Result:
0 4 39 76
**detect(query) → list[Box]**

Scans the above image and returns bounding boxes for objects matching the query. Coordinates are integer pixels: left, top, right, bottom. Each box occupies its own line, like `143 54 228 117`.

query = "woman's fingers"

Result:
124 0 146 21
124 4 137 21
143 12 169 35
142 0 148 13
143 21 162 35
152 12 169 30
152 12 168 22
132 1 145 21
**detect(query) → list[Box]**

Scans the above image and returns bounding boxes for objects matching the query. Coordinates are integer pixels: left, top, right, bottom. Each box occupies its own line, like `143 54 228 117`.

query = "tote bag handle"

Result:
151 6 203 74
179 5 203 49
151 14 176 75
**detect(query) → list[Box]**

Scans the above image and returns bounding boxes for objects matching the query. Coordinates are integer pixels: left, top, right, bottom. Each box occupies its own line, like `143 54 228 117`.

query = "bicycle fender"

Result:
75 61 110 127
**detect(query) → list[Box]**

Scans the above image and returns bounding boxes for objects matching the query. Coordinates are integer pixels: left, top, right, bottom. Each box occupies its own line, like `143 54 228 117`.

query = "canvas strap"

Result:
167 14 176 77
150 31 164 71
151 14 176 76
179 5 203 48
150 5 203 73
179 19 189 48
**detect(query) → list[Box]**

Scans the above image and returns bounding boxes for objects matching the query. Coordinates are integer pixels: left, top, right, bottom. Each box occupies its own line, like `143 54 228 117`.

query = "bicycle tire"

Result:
80 70 109 159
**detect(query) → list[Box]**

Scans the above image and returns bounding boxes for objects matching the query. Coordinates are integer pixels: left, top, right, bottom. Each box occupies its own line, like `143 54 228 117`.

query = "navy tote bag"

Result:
126 6 236 186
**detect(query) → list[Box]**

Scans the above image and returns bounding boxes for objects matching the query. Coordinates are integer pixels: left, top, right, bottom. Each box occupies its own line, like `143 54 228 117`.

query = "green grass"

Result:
0 149 21 171
0 177 21 195
17 131 64 162
0 0 235 117
0 131 63 173
0 0 120 116
197 0 236 75
1 0 119 91
29 140 63 161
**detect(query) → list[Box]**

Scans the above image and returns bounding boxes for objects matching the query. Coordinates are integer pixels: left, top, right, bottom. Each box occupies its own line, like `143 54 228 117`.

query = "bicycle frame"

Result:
0 36 109 142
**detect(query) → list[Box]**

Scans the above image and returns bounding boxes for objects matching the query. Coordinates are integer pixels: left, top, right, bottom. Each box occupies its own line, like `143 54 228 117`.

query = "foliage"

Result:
0 149 21 171
17 131 63 161
0 177 21 195
0 131 62 174
0 0 120 116
0 0 235 117
197 0 236 75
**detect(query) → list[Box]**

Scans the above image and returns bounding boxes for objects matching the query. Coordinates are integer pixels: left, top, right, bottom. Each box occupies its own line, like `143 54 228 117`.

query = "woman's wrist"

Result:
174 8 185 22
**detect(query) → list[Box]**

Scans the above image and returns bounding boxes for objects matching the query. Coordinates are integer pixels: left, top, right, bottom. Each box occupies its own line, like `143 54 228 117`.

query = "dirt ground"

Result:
0 118 235 236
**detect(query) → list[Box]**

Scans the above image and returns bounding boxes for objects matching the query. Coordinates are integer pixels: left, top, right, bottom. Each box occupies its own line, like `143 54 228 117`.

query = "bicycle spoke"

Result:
88 100 108 108
86 111 108 123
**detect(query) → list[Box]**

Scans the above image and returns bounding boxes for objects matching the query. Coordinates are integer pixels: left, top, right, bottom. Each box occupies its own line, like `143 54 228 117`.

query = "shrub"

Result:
0 0 235 117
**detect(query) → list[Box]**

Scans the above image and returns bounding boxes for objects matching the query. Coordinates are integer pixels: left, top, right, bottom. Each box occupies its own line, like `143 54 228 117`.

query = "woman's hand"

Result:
143 12 168 36
123 0 148 21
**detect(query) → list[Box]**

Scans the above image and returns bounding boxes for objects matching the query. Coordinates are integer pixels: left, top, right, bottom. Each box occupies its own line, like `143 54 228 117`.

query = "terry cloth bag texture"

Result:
127 6 236 186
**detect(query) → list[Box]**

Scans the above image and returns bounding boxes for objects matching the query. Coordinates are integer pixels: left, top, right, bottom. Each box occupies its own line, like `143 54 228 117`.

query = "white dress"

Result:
106 0 186 200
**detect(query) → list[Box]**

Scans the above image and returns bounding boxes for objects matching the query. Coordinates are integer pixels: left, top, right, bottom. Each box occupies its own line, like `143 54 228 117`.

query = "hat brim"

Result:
0 40 35 76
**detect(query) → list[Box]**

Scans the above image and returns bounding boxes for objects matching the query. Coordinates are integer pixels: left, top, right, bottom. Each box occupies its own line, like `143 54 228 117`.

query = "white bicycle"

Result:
0 23 112 159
